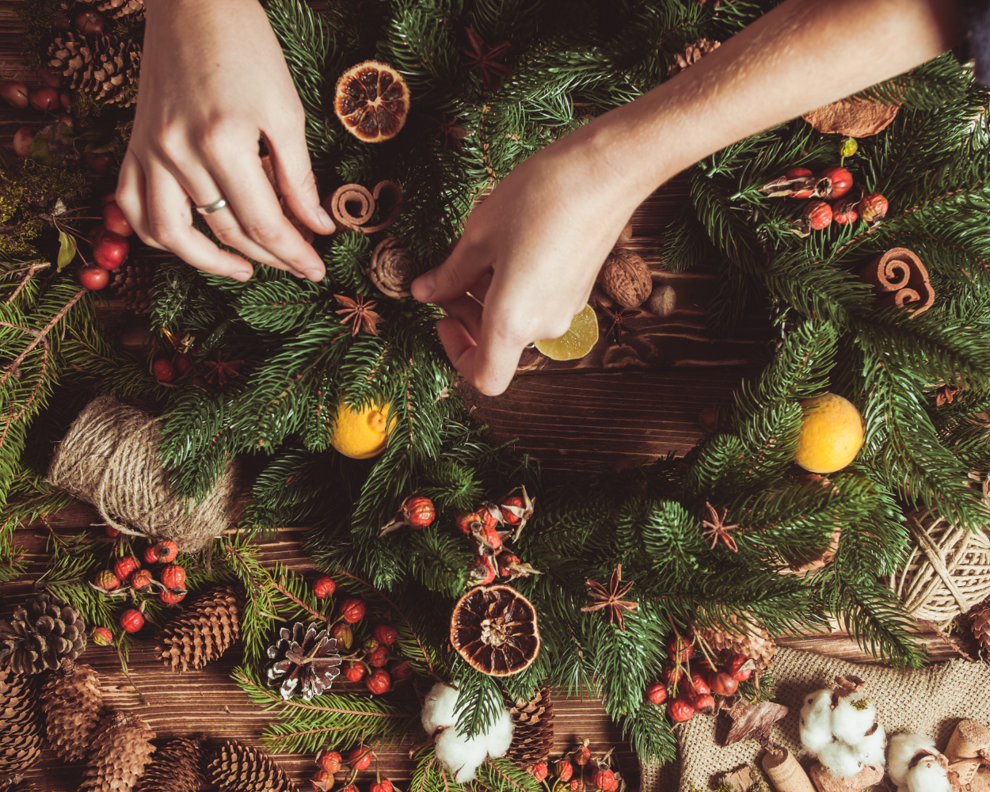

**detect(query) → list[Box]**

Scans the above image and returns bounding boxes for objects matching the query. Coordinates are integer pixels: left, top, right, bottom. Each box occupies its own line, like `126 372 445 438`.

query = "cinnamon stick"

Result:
859 247 934 315
327 183 374 230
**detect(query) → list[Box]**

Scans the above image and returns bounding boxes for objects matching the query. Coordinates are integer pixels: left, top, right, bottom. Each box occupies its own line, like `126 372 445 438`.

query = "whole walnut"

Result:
599 249 652 308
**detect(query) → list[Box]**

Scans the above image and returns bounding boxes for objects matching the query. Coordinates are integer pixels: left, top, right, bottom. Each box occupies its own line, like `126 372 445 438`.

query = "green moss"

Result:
0 158 88 259
18 0 70 68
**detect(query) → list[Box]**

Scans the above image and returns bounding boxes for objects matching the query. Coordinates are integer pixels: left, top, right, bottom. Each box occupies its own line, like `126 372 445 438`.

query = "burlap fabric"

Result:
640 648 990 792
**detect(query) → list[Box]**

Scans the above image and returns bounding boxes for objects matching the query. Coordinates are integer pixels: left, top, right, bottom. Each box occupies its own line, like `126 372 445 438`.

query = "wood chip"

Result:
724 699 788 747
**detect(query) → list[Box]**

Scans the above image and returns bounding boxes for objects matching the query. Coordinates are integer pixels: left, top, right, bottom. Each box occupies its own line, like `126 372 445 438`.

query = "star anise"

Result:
428 113 471 153
701 501 740 552
202 351 243 386
335 293 382 337
462 27 511 92
581 564 638 631
601 305 636 342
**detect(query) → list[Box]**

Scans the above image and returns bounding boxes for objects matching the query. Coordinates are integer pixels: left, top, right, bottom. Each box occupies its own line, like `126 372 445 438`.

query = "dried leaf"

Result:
724 699 788 747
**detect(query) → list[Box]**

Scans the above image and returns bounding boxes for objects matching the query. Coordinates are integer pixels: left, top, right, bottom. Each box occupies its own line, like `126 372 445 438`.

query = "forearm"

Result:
581 0 964 200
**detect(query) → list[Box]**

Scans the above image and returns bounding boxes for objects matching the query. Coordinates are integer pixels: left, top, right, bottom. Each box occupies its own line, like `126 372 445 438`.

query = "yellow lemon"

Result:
534 304 599 361
794 393 865 474
330 398 396 459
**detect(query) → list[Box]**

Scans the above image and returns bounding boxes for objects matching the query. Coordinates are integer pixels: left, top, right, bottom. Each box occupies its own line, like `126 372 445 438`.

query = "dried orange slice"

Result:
534 303 599 361
450 584 540 676
333 61 410 143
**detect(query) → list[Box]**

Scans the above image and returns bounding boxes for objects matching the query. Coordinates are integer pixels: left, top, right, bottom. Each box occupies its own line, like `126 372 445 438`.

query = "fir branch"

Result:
474 758 542 792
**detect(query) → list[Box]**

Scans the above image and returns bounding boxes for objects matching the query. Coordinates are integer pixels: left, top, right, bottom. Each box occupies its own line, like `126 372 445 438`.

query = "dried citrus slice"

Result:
534 303 599 361
450 584 540 676
333 61 410 143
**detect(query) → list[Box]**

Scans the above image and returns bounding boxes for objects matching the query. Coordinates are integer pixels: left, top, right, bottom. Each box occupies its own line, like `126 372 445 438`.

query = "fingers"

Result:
436 312 527 397
412 236 491 304
266 133 336 237
124 156 256 281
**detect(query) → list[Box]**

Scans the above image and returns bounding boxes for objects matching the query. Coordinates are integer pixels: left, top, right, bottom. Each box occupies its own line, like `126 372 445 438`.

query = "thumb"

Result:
266 135 335 236
412 239 490 304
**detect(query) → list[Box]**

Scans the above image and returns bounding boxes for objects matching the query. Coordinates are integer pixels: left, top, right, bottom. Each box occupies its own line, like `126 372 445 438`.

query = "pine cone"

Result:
47 31 141 108
110 258 155 313
208 739 298 792
9 780 44 792
158 585 242 672
135 737 207 792
81 710 156 792
972 605 990 655
265 622 341 701
504 687 554 769
0 665 44 776
41 658 105 762
696 618 777 671
669 37 721 76
77 0 146 19
0 593 88 675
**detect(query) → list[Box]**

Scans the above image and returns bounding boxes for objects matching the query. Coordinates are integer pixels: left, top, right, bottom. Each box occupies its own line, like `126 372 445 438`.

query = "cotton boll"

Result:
906 755 952 792
888 733 938 787
800 689 834 754
818 741 864 778
483 705 514 758
435 727 490 784
852 721 886 768
831 696 879 746
422 682 460 734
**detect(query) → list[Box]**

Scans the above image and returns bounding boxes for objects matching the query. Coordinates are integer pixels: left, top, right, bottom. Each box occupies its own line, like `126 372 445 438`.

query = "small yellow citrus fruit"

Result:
330 398 396 459
794 393 865 474
534 304 599 361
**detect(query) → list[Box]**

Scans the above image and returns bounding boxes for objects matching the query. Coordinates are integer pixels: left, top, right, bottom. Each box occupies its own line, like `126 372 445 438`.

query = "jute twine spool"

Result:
890 508 990 627
47 394 237 552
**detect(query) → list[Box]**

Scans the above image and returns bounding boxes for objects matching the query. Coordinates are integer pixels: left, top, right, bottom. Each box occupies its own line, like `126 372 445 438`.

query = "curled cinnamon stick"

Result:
859 247 934 314
327 184 375 230
363 180 404 234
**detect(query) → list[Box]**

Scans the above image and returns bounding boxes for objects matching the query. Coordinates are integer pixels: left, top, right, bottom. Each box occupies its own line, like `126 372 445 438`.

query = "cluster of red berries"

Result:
454 489 535 586
644 635 755 724
310 576 413 696
151 352 195 385
311 745 390 792
529 742 621 792
89 539 187 641
77 192 135 291
761 165 889 237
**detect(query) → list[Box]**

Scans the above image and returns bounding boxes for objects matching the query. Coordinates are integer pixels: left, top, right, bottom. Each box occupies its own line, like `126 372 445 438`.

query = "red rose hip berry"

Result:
711 671 739 696
145 540 178 564
815 166 854 199
803 200 833 231
91 626 113 646
344 661 367 682
531 763 548 782
667 634 694 663
94 570 120 591
391 660 413 681
120 608 145 633
367 645 390 668
159 588 186 605
113 556 140 581
349 745 373 770
645 681 668 705
339 597 366 623
592 768 615 790
371 780 394 792
832 198 859 225
313 575 336 599
317 750 342 773
858 192 888 224
501 495 525 525
557 759 574 782
784 166 815 199
161 563 186 590
402 495 435 528
152 358 176 384
668 696 695 722
130 569 153 592
692 693 716 714
373 623 398 646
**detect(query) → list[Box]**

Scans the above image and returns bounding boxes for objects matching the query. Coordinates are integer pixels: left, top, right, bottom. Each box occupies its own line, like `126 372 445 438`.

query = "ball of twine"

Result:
890 508 990 628
47 395 237 553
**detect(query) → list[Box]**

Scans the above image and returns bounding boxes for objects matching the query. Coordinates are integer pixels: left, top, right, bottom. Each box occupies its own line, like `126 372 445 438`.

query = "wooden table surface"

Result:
0 3 966 790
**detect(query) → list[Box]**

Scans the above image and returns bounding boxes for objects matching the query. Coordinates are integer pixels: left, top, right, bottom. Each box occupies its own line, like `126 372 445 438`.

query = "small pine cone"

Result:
973 606 990 655
669 37 721 77
504 687 554 769
47 31 141 108
110 258 155 313
77 0 145 19
158 585 242 672
135 737 207 792
208 739 298 792
696 617 777 671
0 593 88 675
10 780 44 792
81 710 156 792
42 658 105 762
0 666 44 776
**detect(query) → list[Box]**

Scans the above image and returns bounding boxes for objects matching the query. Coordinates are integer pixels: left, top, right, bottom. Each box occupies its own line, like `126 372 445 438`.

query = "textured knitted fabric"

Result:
640 648 990 792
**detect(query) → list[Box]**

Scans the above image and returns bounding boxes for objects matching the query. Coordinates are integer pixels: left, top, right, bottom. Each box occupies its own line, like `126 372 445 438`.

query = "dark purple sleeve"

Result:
959 0 990 84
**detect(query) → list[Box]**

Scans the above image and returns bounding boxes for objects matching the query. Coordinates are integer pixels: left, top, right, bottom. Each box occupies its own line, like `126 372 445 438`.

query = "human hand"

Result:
116 0 335 282
411 125 646 395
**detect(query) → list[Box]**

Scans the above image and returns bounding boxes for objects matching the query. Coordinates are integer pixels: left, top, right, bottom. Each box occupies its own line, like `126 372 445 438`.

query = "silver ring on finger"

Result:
195 197 228 215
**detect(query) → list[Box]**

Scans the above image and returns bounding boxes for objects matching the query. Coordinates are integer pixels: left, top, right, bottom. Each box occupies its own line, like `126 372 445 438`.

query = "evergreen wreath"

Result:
5 0 990 778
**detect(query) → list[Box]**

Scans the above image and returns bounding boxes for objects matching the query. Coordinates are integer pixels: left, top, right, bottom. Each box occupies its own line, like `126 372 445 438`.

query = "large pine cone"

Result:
0 593 88 675
135 737 207 792
505 687 554 769
158 585 242 672
266 622 341 701
696 618 777 671
47 31 141 107
81 710 156 792
208 739 298 792
110 258 155 313
77 0 145 19
0 665 44 776
42 658 104 762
